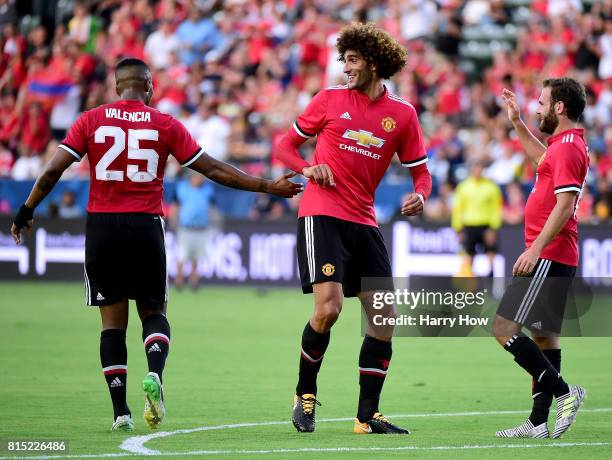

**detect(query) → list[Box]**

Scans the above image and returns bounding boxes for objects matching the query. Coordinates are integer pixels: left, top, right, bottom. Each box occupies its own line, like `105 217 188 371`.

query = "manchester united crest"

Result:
322 263 335 276
381 117 396 132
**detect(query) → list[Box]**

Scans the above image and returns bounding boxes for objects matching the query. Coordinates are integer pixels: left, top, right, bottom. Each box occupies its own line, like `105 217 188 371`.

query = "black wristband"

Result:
13 204 34 229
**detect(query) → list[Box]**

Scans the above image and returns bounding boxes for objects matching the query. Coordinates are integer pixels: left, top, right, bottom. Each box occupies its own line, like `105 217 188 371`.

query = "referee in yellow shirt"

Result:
452 159 502 276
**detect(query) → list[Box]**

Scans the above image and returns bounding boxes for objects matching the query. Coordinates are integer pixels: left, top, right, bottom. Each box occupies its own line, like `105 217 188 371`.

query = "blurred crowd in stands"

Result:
0 0 611 223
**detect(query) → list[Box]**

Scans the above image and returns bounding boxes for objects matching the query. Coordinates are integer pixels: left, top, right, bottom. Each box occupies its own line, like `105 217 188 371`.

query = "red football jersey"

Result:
60 99 203 214
294 85 427 227
524 128 589 266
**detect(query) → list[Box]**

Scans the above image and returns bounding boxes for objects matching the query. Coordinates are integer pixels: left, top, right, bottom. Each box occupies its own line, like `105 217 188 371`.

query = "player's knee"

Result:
99 303 129 330
313 308 341 328
313 301 342 330
137 302 166 320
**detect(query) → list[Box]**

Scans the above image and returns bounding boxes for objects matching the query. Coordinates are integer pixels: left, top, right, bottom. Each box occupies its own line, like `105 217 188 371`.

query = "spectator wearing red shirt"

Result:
294 7 324 66
246 23 272 67
436 75 463 117
0 92 18 148
502 181 526 225
154 0 187 25
2 23 26 59
20 102 50 155
0 52 25 92
0 0 609 226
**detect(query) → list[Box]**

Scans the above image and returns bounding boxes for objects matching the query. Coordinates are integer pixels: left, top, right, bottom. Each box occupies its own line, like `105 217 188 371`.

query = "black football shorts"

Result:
463 225 497 256
85 212 167 307
296 215 392 297
496 258 576 334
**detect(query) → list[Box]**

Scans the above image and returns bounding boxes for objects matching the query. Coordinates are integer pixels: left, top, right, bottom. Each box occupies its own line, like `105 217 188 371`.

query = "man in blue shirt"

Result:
174 171 216 290
175 7 221 66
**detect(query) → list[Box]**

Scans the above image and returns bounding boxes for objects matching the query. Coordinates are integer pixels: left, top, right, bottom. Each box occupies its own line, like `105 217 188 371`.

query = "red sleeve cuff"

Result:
411 163 432 200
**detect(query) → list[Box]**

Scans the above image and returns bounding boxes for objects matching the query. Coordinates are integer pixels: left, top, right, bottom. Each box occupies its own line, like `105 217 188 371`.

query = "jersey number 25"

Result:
94 126 159 183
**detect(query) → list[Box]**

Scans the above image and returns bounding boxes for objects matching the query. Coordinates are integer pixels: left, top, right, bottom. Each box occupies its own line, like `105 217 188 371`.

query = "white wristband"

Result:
416 193 424 207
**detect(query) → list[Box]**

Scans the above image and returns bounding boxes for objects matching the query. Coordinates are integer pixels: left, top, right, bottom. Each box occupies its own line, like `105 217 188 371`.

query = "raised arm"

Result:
501 88 546 166
187 151 302 197
11 148 76 243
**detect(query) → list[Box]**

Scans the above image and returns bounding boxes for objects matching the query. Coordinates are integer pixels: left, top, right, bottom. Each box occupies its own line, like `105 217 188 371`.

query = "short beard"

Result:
539 109 559 135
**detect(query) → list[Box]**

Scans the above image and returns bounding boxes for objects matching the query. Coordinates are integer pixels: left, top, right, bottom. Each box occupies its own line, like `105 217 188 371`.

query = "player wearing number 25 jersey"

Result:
11 58 301 433
59 98 206 310
60 99 202 307
59 99 204 214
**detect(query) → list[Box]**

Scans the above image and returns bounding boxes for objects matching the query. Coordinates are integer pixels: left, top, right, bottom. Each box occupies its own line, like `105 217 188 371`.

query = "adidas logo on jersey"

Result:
110 377 123 388
148 343 162 354
561 133 575 143
340 112 352 120
96 292 105 301
531 321 542 330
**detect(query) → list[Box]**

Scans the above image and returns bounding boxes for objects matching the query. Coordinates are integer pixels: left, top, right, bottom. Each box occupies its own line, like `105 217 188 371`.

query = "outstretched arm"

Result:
274 88 335 188
188 151 303 197
11 148 76 244
274 129 335 187
274 130 310 174
501 88 546 166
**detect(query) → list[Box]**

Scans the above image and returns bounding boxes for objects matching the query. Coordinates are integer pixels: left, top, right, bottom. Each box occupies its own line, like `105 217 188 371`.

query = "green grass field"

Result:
1 282 610 460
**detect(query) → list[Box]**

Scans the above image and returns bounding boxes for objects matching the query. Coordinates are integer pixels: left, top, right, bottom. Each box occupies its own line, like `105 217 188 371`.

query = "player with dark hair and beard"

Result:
493 78 588 439
11 57 302 432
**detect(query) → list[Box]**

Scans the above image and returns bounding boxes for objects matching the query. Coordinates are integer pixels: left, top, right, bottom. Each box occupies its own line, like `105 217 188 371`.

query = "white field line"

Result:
120 407 612 455
0 408 609 459
1 442 611 460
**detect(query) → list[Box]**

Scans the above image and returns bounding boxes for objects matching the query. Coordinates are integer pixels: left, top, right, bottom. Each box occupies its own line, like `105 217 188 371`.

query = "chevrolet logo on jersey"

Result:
342 129 385 148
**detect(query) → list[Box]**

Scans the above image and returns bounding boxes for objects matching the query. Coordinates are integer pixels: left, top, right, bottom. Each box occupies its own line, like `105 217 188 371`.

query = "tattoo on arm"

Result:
25 171 62 209
190 153 270 193
36 174 55 193
209 162 268 193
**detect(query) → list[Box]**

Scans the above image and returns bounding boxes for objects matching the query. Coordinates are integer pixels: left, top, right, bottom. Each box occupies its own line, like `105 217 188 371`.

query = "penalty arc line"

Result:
120 407 612 455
